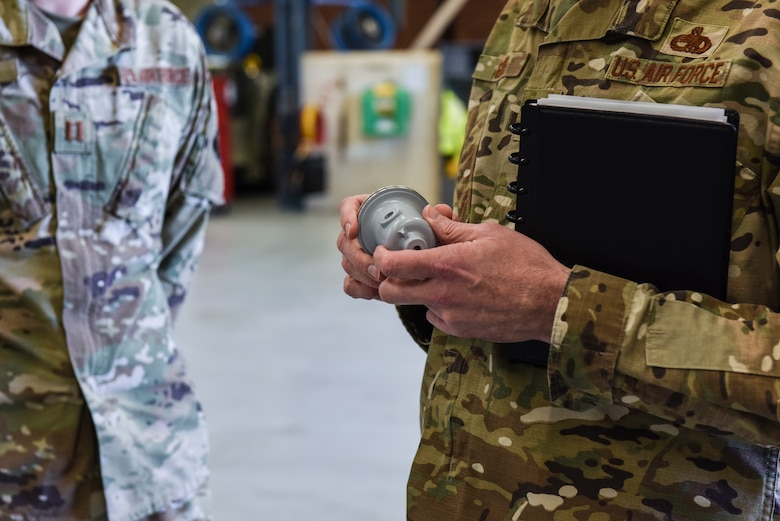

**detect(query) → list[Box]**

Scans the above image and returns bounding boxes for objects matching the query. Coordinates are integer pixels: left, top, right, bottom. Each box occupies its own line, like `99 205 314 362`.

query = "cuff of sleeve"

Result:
181 134 225 206
396 305 433 351
548 265 637 410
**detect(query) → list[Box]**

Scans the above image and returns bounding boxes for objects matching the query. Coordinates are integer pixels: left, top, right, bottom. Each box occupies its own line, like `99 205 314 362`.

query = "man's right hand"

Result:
337 194 455 301
337 194 384 300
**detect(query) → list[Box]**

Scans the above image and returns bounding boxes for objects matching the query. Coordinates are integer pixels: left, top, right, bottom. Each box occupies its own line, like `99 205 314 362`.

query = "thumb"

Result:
424 205 477 245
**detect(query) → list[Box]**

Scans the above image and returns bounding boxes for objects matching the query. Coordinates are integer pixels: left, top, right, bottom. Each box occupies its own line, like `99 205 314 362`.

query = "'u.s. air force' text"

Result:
606 56 731 88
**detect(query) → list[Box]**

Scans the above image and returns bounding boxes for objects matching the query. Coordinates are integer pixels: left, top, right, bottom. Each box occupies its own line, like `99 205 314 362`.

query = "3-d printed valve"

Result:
357 186 437 255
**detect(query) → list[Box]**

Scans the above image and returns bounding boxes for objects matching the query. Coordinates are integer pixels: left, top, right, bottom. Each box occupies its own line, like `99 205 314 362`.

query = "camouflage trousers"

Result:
408 338 780 520
1 401 211 521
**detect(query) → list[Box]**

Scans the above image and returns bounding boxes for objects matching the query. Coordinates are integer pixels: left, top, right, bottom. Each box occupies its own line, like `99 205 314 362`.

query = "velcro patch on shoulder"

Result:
605 55 731 88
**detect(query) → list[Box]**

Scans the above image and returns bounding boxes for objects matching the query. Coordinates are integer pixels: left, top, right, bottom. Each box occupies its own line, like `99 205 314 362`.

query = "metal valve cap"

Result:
357 186 436 255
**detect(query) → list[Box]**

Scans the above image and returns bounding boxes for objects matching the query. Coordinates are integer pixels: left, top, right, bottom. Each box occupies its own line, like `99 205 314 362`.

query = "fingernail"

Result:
344 223 351 236
427 206 441 220
368 265 380 281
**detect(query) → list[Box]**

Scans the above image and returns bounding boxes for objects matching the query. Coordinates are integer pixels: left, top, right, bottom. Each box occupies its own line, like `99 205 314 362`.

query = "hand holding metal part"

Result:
357 186 437 255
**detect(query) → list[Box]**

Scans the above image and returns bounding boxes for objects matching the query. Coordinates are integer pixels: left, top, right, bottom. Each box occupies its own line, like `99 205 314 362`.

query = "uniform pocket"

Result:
102 93 182 236
0 117 48 228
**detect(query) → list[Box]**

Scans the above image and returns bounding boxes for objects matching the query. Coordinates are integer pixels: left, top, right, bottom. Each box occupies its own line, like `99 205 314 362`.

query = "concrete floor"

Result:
174 196 425 521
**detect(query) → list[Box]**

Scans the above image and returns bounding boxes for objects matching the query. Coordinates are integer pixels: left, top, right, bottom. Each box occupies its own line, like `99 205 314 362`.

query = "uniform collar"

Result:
519 0 679 43
0 0 135 63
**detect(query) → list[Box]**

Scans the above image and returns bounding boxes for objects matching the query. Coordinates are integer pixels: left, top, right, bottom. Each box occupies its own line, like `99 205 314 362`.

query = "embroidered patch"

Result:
118 67 191 86
473 52 530 82
494 52 529 80
606 55 731 88
661 18 729 58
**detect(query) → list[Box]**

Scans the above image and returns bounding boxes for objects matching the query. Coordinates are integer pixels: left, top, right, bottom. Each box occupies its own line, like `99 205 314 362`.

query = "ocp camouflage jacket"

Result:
405 0 780 519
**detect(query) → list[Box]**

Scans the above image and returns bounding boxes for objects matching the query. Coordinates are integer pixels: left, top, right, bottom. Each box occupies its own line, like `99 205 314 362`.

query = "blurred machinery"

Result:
195 0 406 208
301 50 442 208
273 0 406 209
329 1 399 51
195 4 276 207
193 0 480 210
195 4 258 62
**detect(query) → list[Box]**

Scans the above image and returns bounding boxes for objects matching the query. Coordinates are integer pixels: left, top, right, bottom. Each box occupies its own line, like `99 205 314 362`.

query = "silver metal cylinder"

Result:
357 186 436 255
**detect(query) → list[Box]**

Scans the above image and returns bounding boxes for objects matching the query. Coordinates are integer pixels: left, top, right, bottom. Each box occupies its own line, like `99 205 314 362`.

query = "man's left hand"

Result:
372 205 571 344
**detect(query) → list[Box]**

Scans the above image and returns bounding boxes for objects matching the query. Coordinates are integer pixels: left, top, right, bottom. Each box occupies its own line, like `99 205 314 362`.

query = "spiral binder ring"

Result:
507 122 529 226
509 123 530 136
508 152 521 165
506 210 525 224
507 181 526 195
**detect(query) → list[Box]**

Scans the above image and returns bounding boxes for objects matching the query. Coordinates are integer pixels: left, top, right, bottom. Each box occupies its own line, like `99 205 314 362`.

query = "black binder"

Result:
504 96 739 366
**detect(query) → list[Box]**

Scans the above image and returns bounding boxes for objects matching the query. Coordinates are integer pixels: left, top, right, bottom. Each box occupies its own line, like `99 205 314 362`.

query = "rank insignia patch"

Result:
661 18 729 58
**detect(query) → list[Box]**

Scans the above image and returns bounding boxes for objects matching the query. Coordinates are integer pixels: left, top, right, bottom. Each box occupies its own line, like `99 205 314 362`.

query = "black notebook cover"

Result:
505 98 739 366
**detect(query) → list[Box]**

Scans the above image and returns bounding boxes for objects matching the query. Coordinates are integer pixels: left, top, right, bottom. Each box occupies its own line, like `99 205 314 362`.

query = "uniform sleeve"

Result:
548 265 780 446
396 305 434 351
157 46 224 320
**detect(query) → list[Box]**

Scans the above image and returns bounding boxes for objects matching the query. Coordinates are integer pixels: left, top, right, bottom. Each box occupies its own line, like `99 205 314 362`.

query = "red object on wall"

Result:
211 74 235 206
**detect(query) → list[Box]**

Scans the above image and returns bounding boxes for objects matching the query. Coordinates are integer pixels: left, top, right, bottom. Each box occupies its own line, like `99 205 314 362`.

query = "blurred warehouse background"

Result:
173 0 505 209
167 1 505 519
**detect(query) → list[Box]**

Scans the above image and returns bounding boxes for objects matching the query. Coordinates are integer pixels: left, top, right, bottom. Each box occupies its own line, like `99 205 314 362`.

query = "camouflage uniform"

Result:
403 0 780 519
0 1 222 520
